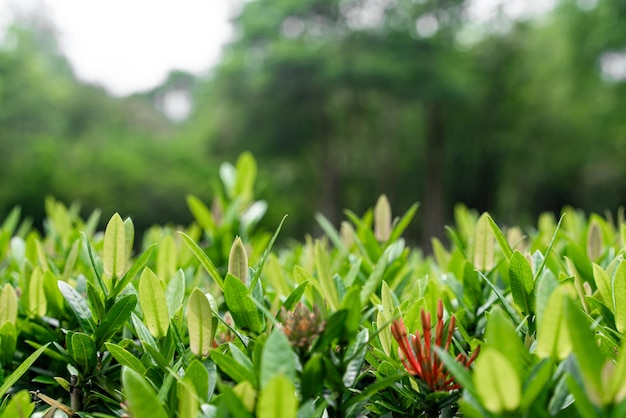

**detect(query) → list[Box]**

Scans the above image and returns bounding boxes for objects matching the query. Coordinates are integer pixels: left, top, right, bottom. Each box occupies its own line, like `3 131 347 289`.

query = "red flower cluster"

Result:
390 300 479 392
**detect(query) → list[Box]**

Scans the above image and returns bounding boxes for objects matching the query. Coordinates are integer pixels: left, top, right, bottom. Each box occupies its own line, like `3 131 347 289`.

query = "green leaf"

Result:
250 214 287 290
103 213 127 280
520 359 554 411
359 248 388 305
315 213 348 255
165 269 185 319
211 350 257 385
110 244 155 300
301 354 324 401
487 214 513 260
613 261 626 334
314 240 339 311
187 288 214 358
224 274 263 334
138 268 169 339
0 322 17 365
0 284 17 326
374 195 391 242
343 329 368 388
122 367 168 418
586 220 603 261
0 390 35 418
93 294 137 348
185 359 210 401
388 202 419 243
260 328 296 388
485 308 527 380
234 151 257 204
474 347 521 414
105 342 147 375
70 332 97 373
566 374 602 418
282 281 308 311
536 286 571 360
0 343 49 398
28 267 47 317
509 251 534 315
228 237 249 283
535 269 559 329
256 375 297 418
58 281 96 334
606 339 626 405
593 264 612 310
565 297 604 405
179 232 224 290
473 213 494 272
178 378 199 418
186 194 216 231
156 234 177 280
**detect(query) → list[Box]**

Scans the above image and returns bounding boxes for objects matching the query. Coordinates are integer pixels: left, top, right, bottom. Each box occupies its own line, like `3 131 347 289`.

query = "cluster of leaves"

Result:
1 154 626 418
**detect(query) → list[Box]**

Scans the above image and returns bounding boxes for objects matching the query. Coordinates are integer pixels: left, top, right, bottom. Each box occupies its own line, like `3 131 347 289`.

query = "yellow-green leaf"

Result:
178 379 199 418
103 213 127 279
314 240 339 311
614 261 626 333
228 237 249 283
536 286 571 360
473 213 494 272
474 347 521 414
28 267 47 318
593 263 612 310
374 194 391 242
187 288 213 358
122 367 168 418
0 284 17 326
256 375 297 418
138 268 169 339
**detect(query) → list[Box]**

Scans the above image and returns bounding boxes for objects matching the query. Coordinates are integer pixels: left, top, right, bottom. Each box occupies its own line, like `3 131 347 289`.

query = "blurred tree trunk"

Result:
421 101 445 253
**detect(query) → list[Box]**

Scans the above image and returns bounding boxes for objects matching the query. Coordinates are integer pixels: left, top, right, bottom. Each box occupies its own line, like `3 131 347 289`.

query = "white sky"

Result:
0 0 559 97
0 0 237 96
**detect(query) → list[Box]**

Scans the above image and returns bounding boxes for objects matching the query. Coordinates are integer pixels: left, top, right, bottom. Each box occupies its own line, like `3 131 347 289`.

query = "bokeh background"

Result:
1 0 626 250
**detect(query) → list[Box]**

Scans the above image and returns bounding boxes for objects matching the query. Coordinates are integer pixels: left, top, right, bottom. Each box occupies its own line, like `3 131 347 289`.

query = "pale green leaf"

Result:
103 213 127 279
473 213 494 271
178 379 199 418
0 284 17 326
374 194 391 242
228 237 249 283
256 375 297 418
474 347 521 414
28 267 47 317
314 241 339 311
187 288 214 358
138 268 169 339
536 286 571 360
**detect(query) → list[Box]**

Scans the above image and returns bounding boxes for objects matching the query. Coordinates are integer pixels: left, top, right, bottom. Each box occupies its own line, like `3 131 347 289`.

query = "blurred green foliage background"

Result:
2 0 626 249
